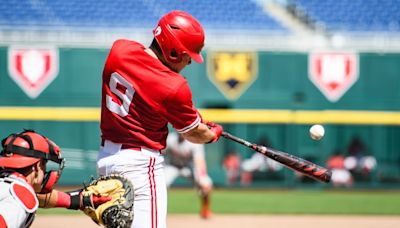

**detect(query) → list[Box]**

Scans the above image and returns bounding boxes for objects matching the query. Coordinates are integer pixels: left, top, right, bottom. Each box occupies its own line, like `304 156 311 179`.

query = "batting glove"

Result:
205 121 223 143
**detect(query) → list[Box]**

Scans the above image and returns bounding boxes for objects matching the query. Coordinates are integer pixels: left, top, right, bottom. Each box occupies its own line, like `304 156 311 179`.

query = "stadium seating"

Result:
1 0 399 34
292 0 400 32
0 0 285 31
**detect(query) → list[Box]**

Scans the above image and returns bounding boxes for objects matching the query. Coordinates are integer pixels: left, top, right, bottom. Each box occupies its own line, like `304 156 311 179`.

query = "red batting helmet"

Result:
153 10 205 64
0 129 65 193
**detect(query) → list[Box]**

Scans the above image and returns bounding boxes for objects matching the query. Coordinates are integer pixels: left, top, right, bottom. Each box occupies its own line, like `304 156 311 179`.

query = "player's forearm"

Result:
38 187 113 210
37 189 67 208
37 189 80 209
181 123 216 144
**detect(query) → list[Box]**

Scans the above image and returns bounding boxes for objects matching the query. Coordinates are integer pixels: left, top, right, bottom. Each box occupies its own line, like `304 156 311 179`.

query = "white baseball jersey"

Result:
241 153 283 172
164 133 211 187
0 172 38 228
166 133 205 167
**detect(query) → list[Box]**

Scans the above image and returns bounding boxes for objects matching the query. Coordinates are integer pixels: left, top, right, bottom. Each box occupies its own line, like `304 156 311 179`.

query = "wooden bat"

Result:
221 132 331 183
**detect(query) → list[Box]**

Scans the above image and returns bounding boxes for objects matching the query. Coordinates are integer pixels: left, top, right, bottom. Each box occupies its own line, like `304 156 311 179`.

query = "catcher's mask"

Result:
153 10 205 65
0 129 65 193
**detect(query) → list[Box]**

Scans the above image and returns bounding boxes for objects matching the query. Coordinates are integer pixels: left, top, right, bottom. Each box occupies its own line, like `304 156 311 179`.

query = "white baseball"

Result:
309 124 325 140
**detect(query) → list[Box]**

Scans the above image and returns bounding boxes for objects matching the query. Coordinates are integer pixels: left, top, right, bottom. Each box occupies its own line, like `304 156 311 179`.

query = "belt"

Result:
101 139 141 151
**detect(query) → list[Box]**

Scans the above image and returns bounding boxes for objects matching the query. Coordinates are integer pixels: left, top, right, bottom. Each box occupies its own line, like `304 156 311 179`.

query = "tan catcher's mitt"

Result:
82 174 134 228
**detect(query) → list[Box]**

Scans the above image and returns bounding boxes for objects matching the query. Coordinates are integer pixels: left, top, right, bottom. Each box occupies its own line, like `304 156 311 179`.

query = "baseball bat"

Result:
221 132 331 183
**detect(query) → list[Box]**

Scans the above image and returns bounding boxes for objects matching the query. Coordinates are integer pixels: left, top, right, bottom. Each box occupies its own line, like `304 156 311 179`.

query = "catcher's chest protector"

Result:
0 172 38 228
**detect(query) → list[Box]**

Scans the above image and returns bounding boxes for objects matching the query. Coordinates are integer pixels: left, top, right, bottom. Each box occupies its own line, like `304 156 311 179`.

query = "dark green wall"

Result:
0 46 399 187
191 52 400 110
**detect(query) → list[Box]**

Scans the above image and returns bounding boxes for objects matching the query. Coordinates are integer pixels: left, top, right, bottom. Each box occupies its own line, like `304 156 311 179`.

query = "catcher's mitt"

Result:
81 174 134 228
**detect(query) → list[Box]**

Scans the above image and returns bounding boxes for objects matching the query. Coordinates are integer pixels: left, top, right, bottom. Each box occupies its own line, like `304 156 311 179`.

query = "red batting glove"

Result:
205 121 223 143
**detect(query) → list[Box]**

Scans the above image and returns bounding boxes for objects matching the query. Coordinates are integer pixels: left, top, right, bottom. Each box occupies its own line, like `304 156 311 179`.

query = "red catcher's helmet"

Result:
0 129 63 169
153 10 205 64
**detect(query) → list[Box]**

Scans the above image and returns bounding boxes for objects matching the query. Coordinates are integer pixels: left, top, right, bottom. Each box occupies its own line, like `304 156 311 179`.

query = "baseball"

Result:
309 124 325 140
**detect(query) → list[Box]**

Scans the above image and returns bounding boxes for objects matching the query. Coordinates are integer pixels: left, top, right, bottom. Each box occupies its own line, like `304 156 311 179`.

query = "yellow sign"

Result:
207 52 258 100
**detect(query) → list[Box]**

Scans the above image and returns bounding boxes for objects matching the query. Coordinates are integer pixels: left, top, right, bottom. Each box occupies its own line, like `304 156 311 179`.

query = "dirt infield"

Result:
32 214 400 228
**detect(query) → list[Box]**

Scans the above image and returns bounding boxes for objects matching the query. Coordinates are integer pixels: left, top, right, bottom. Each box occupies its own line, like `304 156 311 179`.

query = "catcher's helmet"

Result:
153 10 205 64
0 129 65 193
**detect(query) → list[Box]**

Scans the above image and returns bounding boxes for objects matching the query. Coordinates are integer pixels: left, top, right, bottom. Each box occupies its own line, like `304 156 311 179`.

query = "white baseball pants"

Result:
97 140 167 228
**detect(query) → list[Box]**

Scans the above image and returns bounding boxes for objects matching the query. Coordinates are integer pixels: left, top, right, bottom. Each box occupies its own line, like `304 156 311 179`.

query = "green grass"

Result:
38 189 400 215
168 189 400 215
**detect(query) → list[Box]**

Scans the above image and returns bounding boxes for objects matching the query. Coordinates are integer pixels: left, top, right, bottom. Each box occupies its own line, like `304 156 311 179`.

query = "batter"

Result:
97 10 223 228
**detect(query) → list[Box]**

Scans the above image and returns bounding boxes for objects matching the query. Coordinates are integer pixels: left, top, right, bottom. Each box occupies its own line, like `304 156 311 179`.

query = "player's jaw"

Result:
169 54 192 73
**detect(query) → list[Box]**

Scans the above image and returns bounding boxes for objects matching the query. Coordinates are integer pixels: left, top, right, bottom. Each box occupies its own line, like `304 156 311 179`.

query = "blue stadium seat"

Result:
292 0 400 32
0 0 286 32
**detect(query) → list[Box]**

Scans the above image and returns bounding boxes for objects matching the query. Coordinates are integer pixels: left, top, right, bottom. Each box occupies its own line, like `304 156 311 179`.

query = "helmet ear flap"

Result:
168 48 182 63
40 170 61 194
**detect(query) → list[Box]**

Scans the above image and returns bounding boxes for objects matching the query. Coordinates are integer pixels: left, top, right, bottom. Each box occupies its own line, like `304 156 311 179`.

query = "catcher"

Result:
0 129 132 228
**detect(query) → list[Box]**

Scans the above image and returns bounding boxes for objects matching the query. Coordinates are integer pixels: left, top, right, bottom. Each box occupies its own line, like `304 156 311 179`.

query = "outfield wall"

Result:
0 46 399 187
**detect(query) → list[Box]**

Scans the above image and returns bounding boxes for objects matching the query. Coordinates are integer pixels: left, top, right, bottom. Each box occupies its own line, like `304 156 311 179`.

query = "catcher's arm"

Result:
39 175 134 228
37 188 111 209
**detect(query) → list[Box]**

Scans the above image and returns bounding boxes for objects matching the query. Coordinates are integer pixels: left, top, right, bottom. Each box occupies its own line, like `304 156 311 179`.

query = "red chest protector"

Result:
0 171 38 228
11 182 38 213
3 171 38 213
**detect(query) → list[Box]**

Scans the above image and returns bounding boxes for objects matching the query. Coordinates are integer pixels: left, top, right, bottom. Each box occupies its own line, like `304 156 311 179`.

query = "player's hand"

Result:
68 190 112 209
89 194 113 208
205 121 223 143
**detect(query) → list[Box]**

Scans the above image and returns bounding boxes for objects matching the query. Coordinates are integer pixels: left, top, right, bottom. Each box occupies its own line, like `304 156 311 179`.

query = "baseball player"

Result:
164 133 213 219
240 152 283 185
0 129 110 228
97 10 223 228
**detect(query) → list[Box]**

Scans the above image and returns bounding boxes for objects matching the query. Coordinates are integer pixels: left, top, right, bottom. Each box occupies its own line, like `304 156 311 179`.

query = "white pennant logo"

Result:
8 46 59 99
309 52 359 102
